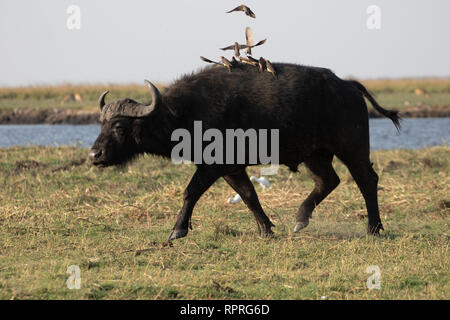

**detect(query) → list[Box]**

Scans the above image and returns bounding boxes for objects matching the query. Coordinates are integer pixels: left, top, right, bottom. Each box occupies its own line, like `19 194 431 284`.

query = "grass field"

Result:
1 78 449 112
0 146 448 299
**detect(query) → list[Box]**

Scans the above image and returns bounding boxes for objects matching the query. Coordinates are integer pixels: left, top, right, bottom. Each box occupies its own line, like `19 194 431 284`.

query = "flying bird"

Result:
226 5 256 18
220 39 267 53
220 43 248 52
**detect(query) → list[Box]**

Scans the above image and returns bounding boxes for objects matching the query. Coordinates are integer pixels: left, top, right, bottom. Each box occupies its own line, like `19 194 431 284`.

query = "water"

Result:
0 118 448 150
0 125 100 148
369 118 449 150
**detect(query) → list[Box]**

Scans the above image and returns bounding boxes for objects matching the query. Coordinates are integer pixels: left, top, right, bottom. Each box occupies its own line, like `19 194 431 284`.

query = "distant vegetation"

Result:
0 146 448 299
0 84 162 111
0 79 449 112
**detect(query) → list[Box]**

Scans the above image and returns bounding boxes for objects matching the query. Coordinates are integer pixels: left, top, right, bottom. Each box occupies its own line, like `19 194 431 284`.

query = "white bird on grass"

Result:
250 176 270 189
228 194 242 204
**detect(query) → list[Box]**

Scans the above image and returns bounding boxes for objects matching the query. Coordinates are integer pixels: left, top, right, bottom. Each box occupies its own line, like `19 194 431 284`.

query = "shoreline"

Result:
0 106 449 124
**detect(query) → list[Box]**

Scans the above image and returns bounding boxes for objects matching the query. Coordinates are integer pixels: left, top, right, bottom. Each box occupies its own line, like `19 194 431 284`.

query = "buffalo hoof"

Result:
367 223 384 235
293 221 309 233
259 228 274 238
258 222 275 238
168 229 188 241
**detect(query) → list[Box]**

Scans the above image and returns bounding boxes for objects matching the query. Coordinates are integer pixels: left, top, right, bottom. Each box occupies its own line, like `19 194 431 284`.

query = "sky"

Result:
1 0 449 86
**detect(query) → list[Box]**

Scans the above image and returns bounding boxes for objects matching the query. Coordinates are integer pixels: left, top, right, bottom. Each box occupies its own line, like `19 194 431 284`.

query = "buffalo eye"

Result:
112 123 126 137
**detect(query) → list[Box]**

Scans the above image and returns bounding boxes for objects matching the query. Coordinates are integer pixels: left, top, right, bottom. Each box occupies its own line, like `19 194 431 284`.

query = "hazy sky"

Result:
1 0 449 86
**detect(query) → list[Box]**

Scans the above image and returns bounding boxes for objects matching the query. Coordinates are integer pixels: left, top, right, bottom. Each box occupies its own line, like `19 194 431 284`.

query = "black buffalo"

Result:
89 62 400 240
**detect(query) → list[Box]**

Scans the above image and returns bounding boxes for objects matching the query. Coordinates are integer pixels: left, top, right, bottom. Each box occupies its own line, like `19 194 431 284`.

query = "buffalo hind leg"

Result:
339 157 383 234
169 167 222 241
294 153 340 233
224 169 275 237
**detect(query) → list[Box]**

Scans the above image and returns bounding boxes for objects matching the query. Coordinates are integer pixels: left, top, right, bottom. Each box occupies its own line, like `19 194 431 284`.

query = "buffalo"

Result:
89 62 400 240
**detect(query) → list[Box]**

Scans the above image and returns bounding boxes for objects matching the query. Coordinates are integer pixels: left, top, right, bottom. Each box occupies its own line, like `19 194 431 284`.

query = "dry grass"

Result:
0 146 448 299
360 78 450 94
0 84 164 111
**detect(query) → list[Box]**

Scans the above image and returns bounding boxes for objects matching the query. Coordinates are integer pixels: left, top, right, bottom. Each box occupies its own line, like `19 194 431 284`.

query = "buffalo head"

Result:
89 80 162 167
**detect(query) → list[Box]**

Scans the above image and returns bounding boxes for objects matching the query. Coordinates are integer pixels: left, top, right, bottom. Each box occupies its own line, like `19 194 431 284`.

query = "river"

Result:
0 118 448 150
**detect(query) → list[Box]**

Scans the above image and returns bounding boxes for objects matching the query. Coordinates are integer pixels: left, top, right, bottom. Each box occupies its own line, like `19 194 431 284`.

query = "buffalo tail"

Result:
348 80 401 131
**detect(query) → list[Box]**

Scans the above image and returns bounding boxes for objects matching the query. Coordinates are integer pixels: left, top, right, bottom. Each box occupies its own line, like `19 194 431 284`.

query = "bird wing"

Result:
222 43 248 50
226 5 244 13
245 27 254 55
245 27 254 46
247 56 259 63
200 56 220 65
220 45 235 51
254 39 267 47
245 6 256 18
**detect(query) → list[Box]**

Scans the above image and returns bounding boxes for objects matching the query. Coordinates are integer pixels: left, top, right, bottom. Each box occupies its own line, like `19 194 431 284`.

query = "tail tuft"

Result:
348 80 402 132
384 110 401 132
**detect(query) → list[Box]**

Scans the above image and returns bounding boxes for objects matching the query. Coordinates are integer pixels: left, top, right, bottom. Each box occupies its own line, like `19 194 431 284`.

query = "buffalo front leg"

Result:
169 167 222 241
224 169 275 237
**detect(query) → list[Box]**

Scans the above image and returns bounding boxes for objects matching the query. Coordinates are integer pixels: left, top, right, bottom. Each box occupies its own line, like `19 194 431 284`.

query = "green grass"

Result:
0 79 449 111
0 146 448 299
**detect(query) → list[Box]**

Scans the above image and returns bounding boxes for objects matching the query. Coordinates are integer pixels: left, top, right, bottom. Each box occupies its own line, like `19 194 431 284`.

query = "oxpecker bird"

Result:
220 56 233 72
265 59 277 78
226 4 256 18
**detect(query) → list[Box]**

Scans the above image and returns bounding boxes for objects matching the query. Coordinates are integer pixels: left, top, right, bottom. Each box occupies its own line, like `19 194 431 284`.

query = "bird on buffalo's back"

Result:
265 59 277 78
200 56 220 65
200 56 233 72
258 57 266 73
239 56 259 67
220 56 233 72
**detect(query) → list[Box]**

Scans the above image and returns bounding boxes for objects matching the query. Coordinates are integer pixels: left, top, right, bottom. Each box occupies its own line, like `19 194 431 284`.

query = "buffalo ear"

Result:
133 121 143 145
166 105 178 117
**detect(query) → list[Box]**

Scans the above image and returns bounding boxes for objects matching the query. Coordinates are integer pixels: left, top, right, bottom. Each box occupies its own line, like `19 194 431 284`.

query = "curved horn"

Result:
98 90 109 111
137 80 161 117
